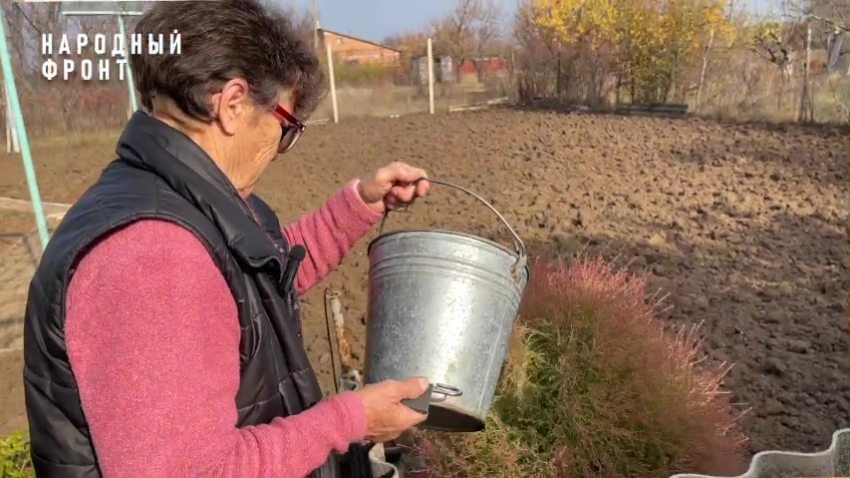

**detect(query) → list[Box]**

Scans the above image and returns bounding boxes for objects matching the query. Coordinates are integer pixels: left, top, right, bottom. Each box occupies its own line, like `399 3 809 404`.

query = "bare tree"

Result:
798 0 849 28
780 0 848 49
751 28 797 78
384 31 429 58
431 0 503 65
513 2 561 101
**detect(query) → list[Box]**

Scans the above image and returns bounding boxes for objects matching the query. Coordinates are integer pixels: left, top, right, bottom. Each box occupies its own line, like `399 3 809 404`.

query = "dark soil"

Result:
0 110 847 456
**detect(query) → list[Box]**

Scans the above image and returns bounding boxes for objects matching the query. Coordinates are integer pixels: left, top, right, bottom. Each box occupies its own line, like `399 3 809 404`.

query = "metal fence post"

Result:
116 12 139 117
0 5 50 251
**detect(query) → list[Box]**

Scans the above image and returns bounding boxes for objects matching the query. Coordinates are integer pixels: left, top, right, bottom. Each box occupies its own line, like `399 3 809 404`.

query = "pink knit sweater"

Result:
65 180 382 478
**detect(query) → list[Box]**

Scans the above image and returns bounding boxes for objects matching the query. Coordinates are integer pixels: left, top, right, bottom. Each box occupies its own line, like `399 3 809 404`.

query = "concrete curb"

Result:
671 428 850 478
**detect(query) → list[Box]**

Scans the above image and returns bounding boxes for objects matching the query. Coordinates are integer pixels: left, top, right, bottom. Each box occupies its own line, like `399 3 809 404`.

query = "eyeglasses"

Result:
273 105 306 154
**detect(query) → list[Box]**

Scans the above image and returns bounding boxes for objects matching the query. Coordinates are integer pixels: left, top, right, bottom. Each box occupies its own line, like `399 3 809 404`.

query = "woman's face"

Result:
240 91 293 165
211 79 295 196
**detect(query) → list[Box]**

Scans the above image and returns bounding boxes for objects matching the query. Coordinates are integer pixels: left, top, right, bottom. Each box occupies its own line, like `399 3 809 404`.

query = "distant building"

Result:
411 56 507 84
318 29 401 67
458 57 509 83
412 57 453 85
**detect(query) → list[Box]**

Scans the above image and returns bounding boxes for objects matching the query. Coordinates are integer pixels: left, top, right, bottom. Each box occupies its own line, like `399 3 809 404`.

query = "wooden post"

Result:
509 48 516 101
116 12 138 118
805 24 812 121
696 29 715 111
427 38 435 115
0 5 50 250
4 83 19 154
324 37 339 124
799 24 812 122
312 0 319 53
556 48 562 102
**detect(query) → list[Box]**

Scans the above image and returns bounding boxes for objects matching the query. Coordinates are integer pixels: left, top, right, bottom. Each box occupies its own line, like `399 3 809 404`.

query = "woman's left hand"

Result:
357 162 430 215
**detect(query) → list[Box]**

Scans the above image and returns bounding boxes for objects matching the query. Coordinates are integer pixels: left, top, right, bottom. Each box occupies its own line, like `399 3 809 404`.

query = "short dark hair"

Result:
131 0 325 121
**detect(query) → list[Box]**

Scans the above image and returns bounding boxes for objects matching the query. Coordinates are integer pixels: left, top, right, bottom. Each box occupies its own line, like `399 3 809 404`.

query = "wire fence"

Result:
0 42 516 138
695 41 848 123
513 17 848 123
310 44 514 123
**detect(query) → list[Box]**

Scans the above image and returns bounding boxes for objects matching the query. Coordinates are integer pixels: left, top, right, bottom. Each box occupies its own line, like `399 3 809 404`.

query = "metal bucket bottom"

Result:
419 403 485 433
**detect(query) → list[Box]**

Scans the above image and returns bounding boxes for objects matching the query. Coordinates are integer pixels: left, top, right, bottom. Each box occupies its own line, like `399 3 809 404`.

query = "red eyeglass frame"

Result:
273 104 307 154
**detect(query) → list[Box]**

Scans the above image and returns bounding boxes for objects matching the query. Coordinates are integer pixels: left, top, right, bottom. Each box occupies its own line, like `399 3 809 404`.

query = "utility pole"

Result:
798 22 813 123
427 38 435 115
312 0 319 52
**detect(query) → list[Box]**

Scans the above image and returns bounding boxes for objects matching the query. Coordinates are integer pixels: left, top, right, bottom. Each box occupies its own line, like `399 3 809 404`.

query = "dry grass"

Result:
692 49 848 124
412 256 748 478
311 83 510 121
6 84 129 140
696 73 848 123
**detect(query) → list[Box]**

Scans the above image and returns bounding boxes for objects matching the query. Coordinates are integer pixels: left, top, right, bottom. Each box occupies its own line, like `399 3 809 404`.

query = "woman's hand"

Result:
357 162 430 215
355 377 430 442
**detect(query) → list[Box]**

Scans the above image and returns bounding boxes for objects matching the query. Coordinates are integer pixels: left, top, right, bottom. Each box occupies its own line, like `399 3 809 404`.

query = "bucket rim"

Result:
368 229 524 263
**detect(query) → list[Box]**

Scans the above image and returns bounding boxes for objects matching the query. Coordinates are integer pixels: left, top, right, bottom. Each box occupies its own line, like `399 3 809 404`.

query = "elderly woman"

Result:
23 1 432 477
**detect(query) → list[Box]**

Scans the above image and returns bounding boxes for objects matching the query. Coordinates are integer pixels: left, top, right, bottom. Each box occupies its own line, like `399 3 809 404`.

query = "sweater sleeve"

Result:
65 220 368 478
283 180 383 295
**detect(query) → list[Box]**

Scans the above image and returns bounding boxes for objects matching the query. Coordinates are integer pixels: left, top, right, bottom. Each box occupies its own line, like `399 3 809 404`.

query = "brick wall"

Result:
321 31 400 67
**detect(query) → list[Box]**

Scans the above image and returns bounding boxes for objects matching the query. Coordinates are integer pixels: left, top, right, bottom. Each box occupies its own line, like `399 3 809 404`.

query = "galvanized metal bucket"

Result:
364 179 529 432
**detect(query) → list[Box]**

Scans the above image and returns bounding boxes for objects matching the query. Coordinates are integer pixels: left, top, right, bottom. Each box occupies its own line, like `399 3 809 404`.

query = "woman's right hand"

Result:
355 377 430 442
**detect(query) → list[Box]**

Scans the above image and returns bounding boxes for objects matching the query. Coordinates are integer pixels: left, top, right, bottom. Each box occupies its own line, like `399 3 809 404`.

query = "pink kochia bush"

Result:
414 256 748 478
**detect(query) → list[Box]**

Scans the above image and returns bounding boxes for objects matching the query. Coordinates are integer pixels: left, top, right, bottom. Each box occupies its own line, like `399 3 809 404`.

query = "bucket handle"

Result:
429 383 463 403
379 178 527 279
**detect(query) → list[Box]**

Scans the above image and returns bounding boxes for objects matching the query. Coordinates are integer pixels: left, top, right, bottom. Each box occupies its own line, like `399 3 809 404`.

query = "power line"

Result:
11 3 43 36
312 0 319 52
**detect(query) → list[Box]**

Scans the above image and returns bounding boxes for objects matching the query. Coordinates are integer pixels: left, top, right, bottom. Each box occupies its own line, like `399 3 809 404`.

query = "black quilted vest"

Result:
23 111 340 477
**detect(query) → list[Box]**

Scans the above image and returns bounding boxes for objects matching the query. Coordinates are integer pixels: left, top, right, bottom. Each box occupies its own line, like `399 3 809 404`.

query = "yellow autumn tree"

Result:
532 0 733 103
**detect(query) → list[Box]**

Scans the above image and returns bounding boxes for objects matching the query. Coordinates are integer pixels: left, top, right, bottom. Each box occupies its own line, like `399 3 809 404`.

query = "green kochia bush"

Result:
0 431 33 478
416 257 747 478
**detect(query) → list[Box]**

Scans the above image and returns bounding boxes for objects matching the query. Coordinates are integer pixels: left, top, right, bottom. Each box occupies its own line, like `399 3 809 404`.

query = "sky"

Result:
287 0 518 43
287 0 775 45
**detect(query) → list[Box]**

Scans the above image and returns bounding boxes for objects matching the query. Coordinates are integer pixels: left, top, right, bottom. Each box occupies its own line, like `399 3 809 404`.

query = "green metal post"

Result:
117 13 138 115
0 5 50 251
